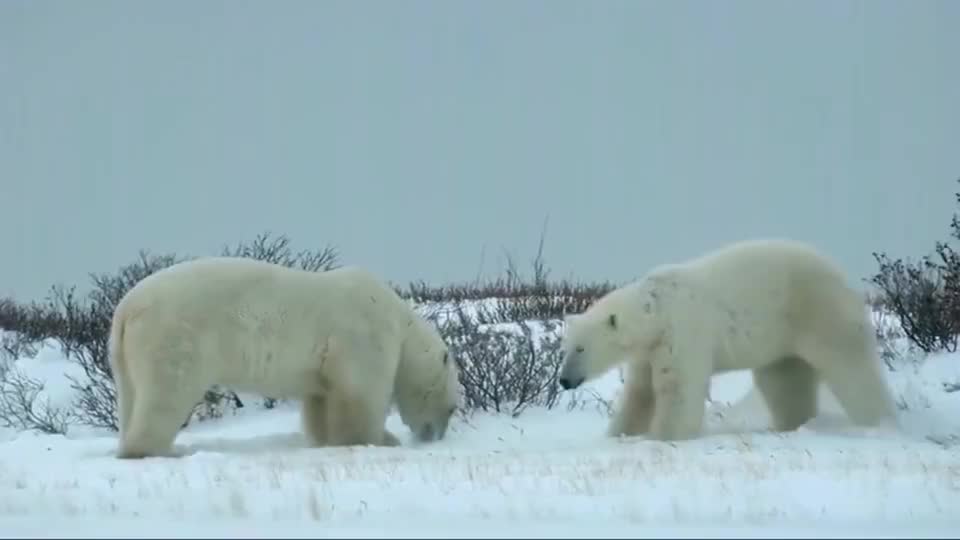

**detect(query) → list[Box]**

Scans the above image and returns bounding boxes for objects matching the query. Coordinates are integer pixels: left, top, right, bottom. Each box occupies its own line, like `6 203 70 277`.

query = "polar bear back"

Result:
660 239 853 303
647 239 870 372
116 257 413 398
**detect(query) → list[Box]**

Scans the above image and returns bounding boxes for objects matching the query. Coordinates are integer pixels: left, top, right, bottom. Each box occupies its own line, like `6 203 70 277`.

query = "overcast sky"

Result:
2 0 958 301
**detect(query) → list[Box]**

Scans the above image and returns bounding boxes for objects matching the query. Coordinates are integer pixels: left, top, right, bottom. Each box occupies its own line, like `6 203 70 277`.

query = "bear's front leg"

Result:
647 351 711 441
304 393 400 448
323 383 397 447
607 362 655 438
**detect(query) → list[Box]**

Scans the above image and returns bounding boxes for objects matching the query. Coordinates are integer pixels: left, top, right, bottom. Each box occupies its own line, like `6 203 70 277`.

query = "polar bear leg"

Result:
301 394 401 447
301 394 330 446
607 362 655 438
799 340 898 428
118 383 206 459
113 363 135 437
305 383 394 447
647 348 711 441
752 356 819 431
116 386 133 438
326 392 391 446
301 337 400 448
116 353 207 459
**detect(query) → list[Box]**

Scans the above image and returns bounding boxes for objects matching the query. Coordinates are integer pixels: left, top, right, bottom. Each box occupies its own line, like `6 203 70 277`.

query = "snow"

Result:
0 306 958 538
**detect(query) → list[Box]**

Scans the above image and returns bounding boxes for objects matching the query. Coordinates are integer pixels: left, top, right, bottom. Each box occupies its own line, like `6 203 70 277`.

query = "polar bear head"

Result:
394 315 461 443
558 281 665 390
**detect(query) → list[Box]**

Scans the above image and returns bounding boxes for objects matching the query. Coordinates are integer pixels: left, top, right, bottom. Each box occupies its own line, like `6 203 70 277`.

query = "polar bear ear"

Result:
607 313 618 330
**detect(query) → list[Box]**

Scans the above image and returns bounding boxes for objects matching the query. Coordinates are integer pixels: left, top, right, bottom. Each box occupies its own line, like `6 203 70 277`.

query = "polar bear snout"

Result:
416 416 449 442
558 375 585 390
418 423 438 442
558 355 586 390
410 404 456 443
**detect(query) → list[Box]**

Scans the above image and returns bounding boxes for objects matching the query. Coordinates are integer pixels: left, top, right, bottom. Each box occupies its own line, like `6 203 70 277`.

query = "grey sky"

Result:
2 0 958 302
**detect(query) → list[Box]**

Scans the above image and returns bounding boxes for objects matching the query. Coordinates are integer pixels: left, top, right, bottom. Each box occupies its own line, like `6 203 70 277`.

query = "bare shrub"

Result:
870 178 960 355
437 303 566 417
410 223 616 417
402 219 614 324
189 386 246 425
870 308 911 371
0 364 75 435
870 253 959 354
0 298 64 362
1 331 39 365
220 231 340 273
435 302 619 418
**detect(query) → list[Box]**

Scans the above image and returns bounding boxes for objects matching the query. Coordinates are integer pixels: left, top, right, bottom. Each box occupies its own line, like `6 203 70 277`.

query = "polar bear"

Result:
108 257 461 459
557 239 898 441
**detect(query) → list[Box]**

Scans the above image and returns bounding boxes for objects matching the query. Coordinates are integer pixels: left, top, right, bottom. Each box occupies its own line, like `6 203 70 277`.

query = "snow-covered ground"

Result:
0 305 958 538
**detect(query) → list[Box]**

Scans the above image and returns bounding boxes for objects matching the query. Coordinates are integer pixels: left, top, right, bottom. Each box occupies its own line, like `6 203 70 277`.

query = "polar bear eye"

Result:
607 313 618 329
442 351 449 365
575 345 585 354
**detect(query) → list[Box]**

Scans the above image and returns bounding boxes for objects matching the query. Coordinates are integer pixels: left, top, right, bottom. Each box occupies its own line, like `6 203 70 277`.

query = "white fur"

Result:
558 238 898 441
108 257 460 459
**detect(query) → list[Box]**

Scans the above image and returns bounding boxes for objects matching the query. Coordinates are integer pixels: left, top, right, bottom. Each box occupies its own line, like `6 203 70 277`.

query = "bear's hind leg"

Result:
752 355 818 432
118 389 204 459
113 359 136 439
607 362 655 438
301 394 330 446
117 360 207 459
800 339 898 429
